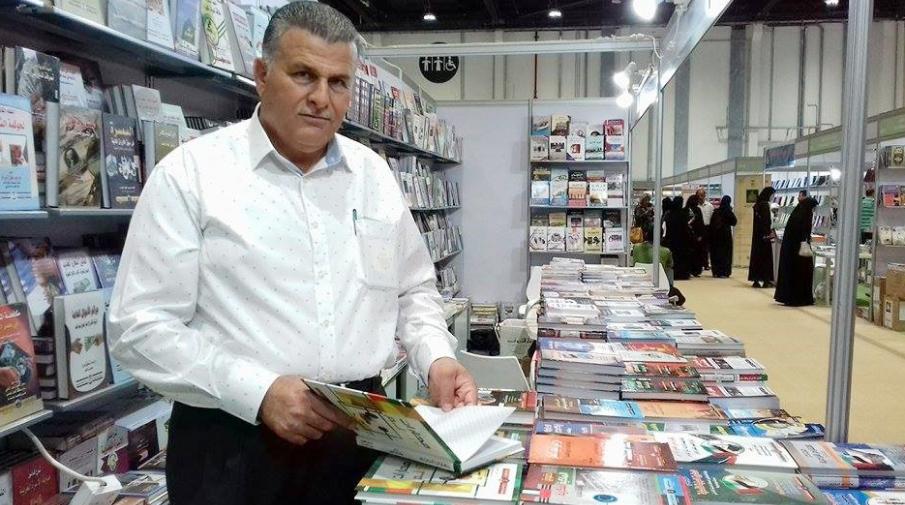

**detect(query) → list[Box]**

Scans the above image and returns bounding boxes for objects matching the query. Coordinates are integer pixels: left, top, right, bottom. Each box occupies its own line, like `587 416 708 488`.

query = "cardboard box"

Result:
874 277 887 326
884 295 905 331
886 267 905 299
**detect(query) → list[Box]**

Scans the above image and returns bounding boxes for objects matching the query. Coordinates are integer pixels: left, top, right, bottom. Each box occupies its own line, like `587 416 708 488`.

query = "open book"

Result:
303 380 524 474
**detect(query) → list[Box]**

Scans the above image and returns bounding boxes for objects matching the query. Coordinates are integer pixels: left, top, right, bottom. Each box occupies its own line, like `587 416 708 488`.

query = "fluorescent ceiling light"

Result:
423 12 436 21
548 8 562 18
613 71 630 90
825 0 839 6
632 0 658 20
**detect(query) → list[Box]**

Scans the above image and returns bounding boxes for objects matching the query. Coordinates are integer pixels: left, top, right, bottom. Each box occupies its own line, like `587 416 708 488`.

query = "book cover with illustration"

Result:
7 238 66 333
521 465 691 505
53 290 110 400
200 0 236 71
655 433 798 472
102 113 141 209
4 47 60 188
528 433 678 471
303 379 522 474
681 468 827 505
531 115 551 136
173 0 202 58
107 0 149 40
146 0 175 49
55 248 100 294
356 456 521 504
58 106 102 207
0 94 40 210
0 303 43 425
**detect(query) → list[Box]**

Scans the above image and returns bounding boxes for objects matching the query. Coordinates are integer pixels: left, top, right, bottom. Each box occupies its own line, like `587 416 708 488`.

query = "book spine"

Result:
99 127 110 209
53 296 69 400
143 120 156 182
44 101 60 208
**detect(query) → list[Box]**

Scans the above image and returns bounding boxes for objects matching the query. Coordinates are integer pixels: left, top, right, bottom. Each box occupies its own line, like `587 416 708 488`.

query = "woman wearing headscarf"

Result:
685 195 705 277
666 195 692 280
748 186 776 288
775 196 818 306
634 194 654 232
709 195 737 278
661 197 673 245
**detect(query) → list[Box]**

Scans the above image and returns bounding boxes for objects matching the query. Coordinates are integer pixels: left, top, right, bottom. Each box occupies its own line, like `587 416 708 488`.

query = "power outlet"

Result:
69 475 122 505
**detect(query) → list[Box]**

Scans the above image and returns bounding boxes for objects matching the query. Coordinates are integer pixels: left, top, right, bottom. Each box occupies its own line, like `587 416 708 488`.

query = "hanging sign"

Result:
419 43 459 84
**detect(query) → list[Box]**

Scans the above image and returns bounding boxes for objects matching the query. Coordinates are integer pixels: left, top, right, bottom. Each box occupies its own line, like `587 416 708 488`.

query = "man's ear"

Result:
254 58 268 94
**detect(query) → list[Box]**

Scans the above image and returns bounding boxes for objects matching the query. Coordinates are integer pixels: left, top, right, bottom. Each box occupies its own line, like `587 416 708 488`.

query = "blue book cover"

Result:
0 93 40 211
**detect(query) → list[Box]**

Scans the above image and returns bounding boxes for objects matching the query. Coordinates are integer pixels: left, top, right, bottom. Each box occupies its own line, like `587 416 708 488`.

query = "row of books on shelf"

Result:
877 226 905 246
388 156 460 209
436 266 458 297
772 175 832 190
46 0 277 79
346 61 463 161
773 194 831 208
0 398 171 504
529 211 625 254
879 185 905 207
1 236 129 416
774 212 832 230
0 45 232 211
413 207 462 259
880 146 905 169
530 115 625 161
531 167 625 207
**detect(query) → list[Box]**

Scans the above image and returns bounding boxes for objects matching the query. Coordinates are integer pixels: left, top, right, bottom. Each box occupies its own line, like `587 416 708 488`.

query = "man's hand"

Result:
259 376 354 445
428 358 477 412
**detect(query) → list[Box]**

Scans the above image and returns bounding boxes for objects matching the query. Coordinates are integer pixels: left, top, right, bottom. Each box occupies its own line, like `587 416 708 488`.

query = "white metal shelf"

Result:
49 208 134 217
530 205 628 210
433 249 462 264
0 410 53 439
411 206 461 212
45 378 139 412
0 210 49 220
529 250 626 256
530 160 628 164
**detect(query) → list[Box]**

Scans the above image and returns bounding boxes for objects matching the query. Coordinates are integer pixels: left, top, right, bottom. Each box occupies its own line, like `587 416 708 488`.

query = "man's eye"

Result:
294 71 313 81
329 79 349 90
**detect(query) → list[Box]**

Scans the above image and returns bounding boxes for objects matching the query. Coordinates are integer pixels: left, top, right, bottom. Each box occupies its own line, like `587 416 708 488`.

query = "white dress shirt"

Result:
700 200 714 226
108 107 457 425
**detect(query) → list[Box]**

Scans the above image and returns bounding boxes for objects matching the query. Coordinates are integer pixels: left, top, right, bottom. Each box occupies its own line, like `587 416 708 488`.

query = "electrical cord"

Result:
22 428 108 486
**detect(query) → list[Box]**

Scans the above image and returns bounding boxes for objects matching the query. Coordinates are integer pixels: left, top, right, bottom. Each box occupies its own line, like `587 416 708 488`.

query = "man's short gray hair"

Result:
262 2 361 64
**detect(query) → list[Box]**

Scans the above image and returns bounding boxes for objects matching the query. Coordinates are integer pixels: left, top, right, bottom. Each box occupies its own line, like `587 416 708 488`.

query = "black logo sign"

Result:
419 55 459 83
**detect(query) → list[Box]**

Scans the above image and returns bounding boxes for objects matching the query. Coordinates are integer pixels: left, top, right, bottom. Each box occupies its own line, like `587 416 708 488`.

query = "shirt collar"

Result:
247 104 349 174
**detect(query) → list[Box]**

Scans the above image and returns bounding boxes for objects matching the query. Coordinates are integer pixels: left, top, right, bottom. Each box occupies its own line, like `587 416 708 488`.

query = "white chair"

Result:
457 350 530 391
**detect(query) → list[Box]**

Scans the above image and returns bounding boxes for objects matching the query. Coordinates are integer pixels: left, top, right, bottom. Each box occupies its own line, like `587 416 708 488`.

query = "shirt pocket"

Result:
356 216 398 291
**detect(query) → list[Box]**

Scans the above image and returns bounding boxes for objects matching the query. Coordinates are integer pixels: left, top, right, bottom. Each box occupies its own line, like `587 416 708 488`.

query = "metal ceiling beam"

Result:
482 0 501 24
331 0 380 25
363 37 654 57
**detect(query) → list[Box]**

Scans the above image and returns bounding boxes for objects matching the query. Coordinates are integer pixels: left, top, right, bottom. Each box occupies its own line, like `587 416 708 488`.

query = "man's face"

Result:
697 189 706 201
255 28 355 156
799 192 807 203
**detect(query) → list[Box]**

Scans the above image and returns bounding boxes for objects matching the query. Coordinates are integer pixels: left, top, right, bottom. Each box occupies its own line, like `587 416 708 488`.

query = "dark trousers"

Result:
167 377 383 505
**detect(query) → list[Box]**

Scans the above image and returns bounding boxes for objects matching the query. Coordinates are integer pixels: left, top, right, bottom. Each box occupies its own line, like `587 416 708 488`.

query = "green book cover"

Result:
682 468 828 505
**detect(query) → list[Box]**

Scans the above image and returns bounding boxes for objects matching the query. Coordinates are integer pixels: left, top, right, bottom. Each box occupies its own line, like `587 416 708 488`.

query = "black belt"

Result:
338 375 382 393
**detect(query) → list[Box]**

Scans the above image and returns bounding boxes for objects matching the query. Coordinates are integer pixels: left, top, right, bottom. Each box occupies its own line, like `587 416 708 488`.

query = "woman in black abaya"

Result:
686 195 705 277
775 197 818 306
709 195 737 278
748 187 776 288
666 196 692 280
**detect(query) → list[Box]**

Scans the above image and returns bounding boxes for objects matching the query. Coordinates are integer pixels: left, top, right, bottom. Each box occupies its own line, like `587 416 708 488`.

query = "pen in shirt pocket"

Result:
352 208 358 236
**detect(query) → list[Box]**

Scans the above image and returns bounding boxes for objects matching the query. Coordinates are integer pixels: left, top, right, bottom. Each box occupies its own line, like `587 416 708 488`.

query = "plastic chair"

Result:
457 350 530 391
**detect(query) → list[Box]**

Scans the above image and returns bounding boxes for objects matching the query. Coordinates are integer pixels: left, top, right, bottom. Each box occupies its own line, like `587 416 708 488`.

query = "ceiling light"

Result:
825 0 839 6
423 11 436 21
548 8 562 18
632 0 659 20
616 91 634 109
613 71 630 90
830 168 842 181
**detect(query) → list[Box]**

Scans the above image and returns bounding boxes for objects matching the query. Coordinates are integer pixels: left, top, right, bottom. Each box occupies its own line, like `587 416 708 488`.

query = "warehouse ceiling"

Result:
319 0 905 32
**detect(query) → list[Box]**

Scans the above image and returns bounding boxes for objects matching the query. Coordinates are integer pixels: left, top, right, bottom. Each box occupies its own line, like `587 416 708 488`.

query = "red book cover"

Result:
527 434 677 471
11 455 57 505
623 343 682 356
626 362 700 379
0 303 43 425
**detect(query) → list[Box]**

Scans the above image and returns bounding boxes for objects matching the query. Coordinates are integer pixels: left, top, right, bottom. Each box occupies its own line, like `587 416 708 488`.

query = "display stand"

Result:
527 98 631 268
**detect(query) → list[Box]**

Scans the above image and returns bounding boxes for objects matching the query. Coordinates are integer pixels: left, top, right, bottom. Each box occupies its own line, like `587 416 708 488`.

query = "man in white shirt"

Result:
108 3 476 504
696 188 714 270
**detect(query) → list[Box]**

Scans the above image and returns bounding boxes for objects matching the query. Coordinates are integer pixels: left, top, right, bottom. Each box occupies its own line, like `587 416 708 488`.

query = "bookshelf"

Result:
45 378 140 412
0 410 53 439
872 145 905 280
526 99 630 269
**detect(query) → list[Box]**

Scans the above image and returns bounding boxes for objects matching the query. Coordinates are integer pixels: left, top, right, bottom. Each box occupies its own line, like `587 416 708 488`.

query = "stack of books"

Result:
670 330 746 356
535 338 623 399
783 441 905 489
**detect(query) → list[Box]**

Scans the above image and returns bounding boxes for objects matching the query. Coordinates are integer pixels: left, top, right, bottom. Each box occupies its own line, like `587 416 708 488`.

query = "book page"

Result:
415 405 514 462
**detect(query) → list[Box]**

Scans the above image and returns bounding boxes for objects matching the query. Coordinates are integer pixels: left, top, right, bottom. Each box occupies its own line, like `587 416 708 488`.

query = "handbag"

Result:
629 226 644 244
798 241 813 257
